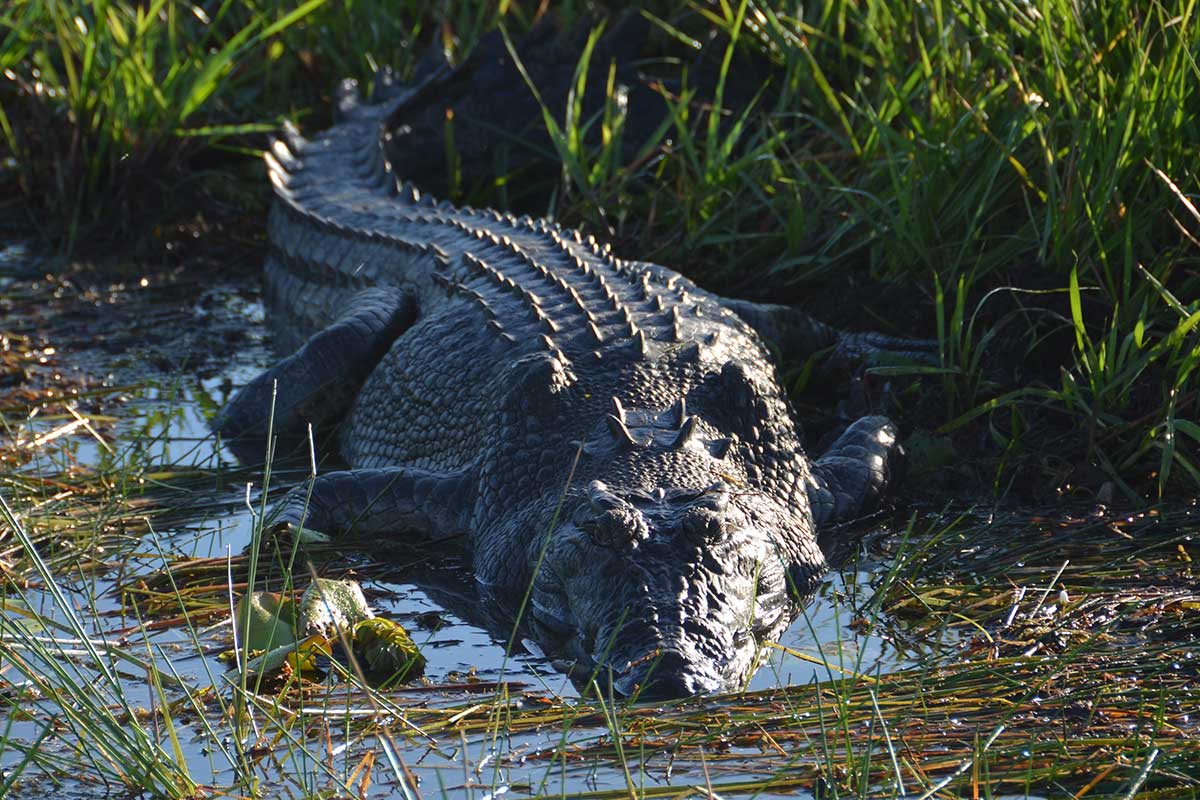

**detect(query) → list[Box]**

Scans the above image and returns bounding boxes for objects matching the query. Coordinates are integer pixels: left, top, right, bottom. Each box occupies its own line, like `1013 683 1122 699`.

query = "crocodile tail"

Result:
263 120 308 201
264 59 454 206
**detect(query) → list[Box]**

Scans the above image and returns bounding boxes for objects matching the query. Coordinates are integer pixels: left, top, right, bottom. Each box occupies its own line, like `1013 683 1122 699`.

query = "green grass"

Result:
0 0 503 245
516 0 1200 500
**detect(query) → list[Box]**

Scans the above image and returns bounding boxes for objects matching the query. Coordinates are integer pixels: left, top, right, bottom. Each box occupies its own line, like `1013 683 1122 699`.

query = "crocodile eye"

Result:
587 480 623 512
693 483 730 512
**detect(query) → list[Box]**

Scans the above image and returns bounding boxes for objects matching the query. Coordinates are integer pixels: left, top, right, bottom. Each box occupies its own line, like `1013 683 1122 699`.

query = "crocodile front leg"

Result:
272 466 476 541
216 288 417 455
806 415 900 528
722 298 937 368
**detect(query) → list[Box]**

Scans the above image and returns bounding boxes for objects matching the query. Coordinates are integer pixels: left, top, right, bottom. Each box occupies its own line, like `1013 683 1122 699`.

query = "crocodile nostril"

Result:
679 508 727 542
578 505 648 549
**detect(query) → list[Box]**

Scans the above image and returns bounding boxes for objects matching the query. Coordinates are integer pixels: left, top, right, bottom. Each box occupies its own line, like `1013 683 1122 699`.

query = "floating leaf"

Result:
354 617 425 685
234 590 296 654
240 633 332 680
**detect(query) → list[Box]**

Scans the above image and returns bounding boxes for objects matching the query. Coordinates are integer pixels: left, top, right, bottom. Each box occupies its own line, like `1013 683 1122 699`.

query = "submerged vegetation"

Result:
1 0 1199 797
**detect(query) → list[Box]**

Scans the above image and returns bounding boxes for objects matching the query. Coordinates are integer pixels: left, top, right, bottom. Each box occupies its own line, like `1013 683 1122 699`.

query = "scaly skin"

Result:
218 62 919 699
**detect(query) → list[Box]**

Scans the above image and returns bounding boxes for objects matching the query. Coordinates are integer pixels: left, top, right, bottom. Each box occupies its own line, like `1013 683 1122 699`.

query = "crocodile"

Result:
216 59 931 699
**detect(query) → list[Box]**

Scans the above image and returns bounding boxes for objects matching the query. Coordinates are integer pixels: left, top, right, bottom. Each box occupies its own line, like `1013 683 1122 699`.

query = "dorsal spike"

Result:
334 78 363 121
264 151 293 194
588 322 606 344
670 398 687 427
270 139 301 171
633 329 649 357
679 341 702 362
711 437 734 459
611 396 627 423
606 414 638 449
671 416 699 449
281 120 307 152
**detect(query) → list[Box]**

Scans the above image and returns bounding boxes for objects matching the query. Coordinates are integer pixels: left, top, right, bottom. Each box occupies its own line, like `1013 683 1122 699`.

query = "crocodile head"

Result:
528 478 819 699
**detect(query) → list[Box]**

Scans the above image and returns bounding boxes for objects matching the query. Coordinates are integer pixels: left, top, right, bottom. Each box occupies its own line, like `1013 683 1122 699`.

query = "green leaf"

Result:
234 590 296 654
1069 266 1086 353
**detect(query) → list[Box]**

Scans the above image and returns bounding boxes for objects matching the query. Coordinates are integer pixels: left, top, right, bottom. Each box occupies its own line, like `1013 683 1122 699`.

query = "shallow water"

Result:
0 273 918 798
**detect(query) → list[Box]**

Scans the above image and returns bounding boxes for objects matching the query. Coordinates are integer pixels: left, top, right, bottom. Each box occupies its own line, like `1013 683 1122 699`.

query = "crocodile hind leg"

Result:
721 298 937 368
271 466 475 541
216 288 417 456
806 415 900 528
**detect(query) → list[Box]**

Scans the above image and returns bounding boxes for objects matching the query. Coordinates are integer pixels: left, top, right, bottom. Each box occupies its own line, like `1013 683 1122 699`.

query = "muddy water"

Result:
0 268 916 798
